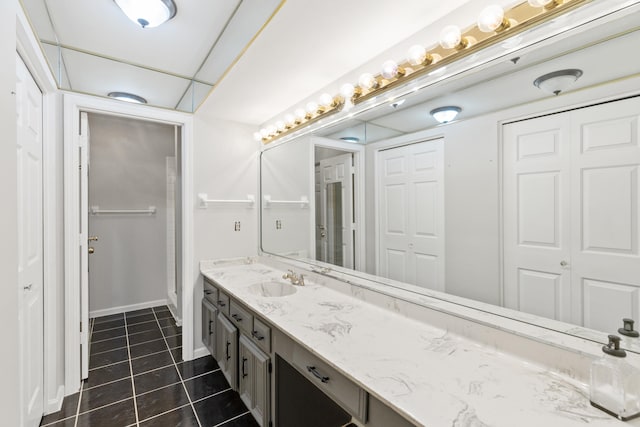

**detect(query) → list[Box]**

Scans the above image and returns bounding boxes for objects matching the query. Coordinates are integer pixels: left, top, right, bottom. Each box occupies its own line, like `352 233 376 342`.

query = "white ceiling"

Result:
20 0 282 111
20 0 639 124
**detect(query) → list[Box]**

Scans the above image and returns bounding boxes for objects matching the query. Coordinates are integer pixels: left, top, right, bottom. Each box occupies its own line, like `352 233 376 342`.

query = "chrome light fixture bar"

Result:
259 0 589 144
114 0 177 29
108 91 147 104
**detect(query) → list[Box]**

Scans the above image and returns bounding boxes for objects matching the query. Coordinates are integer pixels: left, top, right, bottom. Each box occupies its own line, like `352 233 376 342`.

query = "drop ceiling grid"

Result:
43 0 241 78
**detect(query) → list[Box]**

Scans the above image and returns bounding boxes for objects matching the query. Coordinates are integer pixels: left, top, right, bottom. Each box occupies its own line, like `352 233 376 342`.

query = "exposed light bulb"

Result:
381 60 403 79
276 120 286 132
306 101 319 115
439 25 463 49
319 93 334 108
340 83 356 99
260 128 269 139
253 132 262 141
267 125 277 136
284 114 295 127
358 73 378 90
477 5 507 33
407 45 427 66
294 108 306 122
527 0 554 7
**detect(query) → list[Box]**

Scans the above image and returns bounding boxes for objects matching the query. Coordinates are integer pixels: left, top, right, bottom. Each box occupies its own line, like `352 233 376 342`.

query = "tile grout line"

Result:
214 410 251 427
190 387 232 405
152 308 203 427
123 314 141 427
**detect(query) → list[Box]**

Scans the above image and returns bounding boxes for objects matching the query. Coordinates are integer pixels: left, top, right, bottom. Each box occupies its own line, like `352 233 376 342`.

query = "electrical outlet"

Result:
234 221 241 231
276 219 282 230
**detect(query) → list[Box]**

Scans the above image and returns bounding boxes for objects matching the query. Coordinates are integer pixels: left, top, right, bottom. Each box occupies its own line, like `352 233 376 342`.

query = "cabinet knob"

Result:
560 260 568 267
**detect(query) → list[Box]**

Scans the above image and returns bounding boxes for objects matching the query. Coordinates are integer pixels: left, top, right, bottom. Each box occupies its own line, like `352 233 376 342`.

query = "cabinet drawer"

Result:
203 279 218 305
229 301 253 336
217 291 230 316
250 317 271 353
292 345 368 423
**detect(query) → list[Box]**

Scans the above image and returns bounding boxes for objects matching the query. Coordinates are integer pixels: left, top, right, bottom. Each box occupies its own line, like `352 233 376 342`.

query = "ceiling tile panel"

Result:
61 48 192 108
46 0 241 77
195 0 282 84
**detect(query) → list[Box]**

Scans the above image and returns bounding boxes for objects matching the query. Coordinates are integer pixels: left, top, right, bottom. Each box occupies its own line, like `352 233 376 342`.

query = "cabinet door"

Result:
238 335 254 409
217 313 238 390
239 335 270 427
201 299 217 356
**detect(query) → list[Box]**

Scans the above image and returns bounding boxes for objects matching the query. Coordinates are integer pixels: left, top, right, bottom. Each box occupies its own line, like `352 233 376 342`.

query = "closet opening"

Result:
85 113 183 323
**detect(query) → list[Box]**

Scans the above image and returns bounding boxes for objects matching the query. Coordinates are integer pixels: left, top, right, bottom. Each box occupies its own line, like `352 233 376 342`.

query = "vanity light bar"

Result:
258 0 588 144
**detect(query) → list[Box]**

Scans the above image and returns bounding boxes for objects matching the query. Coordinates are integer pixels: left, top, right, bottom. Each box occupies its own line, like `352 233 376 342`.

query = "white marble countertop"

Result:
200 258 639 427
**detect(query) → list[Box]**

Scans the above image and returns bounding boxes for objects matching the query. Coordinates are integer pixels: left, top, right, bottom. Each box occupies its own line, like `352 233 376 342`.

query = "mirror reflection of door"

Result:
377 139 445 291
315 152 355 269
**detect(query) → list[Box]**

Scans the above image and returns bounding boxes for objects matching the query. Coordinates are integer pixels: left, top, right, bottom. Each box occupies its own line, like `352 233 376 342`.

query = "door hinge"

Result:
268 361 273 374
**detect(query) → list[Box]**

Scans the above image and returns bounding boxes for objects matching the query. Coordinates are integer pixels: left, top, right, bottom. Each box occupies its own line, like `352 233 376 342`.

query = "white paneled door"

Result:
503 114 572 321
378 139 445 291
570 98 640 332
16 54 44 427
503 97 640 330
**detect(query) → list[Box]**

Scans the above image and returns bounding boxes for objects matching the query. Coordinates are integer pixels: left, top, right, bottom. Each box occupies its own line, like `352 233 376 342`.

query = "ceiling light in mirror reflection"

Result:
258 0 589 145
430 106 461 123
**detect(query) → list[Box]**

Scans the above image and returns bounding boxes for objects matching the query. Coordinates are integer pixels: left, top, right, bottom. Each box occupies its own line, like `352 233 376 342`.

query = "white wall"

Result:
87 114 175 314
192 115 259 353
1 0 20 424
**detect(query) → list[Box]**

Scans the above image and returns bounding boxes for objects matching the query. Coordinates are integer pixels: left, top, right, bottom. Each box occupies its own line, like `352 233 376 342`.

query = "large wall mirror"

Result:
260 2 640 352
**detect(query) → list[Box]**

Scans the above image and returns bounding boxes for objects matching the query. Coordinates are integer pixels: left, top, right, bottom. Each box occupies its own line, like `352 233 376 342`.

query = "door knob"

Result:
88 236 99 242
88 247 95 254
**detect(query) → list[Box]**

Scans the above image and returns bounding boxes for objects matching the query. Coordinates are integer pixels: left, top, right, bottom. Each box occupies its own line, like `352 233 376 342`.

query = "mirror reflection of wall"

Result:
260 7 640 346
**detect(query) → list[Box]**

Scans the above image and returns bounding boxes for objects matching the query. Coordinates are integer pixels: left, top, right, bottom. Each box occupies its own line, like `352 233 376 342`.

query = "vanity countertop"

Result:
200 259 638 427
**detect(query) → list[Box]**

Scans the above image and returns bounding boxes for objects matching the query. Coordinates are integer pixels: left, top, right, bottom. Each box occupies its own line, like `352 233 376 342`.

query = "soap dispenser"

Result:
590 335 640 421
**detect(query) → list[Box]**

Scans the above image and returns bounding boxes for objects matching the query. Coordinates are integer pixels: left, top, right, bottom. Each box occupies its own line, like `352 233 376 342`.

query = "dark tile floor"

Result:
40 305 258 427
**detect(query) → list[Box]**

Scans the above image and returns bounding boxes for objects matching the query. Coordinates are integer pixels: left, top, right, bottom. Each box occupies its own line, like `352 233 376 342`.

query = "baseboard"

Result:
89 299 168 319
44 385 65 415
192 346 210 360
167 303 182 326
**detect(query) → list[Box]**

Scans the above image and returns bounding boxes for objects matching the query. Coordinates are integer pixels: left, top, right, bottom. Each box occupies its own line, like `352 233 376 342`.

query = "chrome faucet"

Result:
282 269 305 286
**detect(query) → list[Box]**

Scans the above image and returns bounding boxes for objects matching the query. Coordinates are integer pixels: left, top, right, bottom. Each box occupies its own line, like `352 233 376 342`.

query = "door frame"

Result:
16 5 64 415
63 94 194 393
311 136 365 272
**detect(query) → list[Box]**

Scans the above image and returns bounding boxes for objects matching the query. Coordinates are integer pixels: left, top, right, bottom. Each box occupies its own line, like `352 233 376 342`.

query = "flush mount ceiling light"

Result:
430 106 461 123
114 0 177 29
340 136 360 143
108 91 147 104
533 68 583 95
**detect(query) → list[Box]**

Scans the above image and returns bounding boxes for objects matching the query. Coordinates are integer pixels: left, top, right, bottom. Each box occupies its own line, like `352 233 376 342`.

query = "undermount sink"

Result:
249 280 297 297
